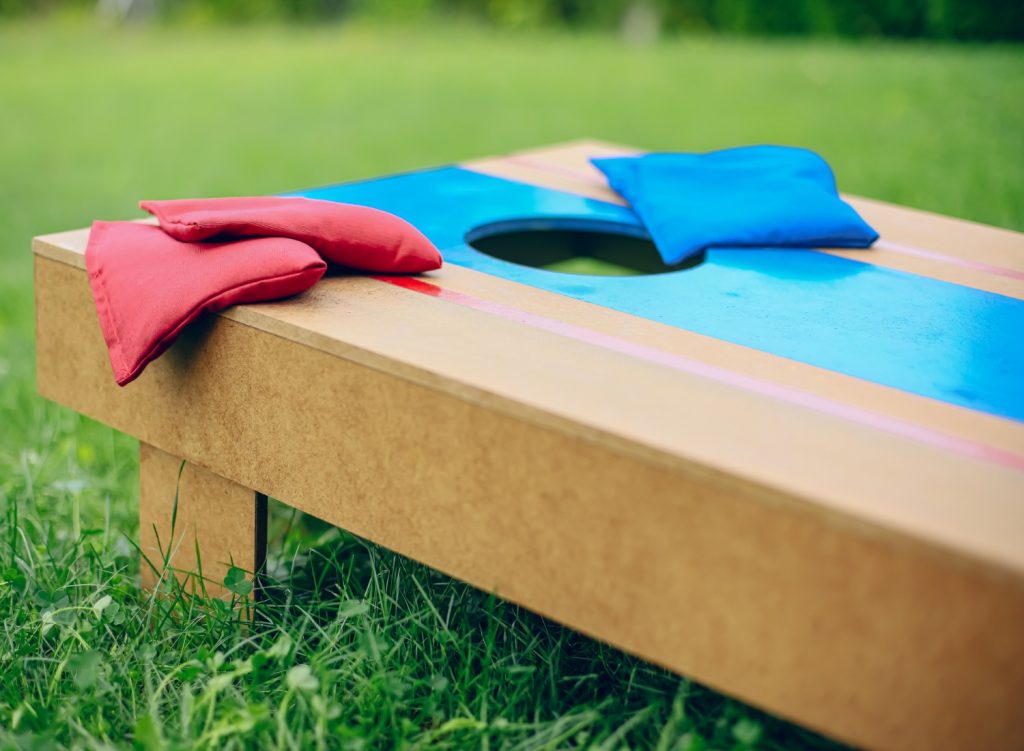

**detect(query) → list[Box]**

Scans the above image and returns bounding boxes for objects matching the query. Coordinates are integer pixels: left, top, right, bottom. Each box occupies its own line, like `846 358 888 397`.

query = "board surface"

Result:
294 165 1024 423
33 140 1024 751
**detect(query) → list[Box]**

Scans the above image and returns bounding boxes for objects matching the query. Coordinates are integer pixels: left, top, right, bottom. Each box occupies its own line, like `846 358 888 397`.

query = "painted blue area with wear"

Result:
290 166 1024 423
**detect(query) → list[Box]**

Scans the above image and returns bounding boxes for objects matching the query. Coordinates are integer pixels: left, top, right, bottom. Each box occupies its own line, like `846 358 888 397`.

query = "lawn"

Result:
0 18 1021 749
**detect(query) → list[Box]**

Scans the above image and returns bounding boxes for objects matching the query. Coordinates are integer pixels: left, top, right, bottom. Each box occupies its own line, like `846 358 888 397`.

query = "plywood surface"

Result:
139 442 262 596
32 153 1024 581
34 141 1024 751
33 254 1024 750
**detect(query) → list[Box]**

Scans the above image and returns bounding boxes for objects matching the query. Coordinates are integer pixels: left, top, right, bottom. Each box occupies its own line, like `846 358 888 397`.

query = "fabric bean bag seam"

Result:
117 263 325 385
85 223 132 378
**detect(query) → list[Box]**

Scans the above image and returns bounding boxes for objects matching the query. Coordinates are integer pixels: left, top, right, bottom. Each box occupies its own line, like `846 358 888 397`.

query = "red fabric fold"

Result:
140 196 442 274
85 221 326 387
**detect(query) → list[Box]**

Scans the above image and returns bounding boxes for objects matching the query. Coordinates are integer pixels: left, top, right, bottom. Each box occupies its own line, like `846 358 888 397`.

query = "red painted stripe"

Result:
374 274 1024 473
503 155 1024 284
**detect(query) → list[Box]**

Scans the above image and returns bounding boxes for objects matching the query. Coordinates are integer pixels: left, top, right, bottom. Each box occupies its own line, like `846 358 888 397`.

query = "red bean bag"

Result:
85 221 326 387
140 196 442 274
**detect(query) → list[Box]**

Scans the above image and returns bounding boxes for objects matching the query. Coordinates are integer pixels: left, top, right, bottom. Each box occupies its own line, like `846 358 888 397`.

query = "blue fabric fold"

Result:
591 145 879 265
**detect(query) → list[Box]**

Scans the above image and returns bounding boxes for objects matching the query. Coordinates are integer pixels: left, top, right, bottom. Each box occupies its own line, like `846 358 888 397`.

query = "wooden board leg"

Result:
139 442 267 599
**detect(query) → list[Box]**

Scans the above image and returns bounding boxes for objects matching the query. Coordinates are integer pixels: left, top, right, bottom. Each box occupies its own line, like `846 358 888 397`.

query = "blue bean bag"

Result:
591 146 878 265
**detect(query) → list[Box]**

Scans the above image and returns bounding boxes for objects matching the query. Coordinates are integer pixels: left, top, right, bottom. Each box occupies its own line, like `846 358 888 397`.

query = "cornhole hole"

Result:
33 141 1024 751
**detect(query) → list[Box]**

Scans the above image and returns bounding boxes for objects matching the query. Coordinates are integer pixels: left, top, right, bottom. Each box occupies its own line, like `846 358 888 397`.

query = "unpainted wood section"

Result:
139 442 263 597
845 193 1024 272
33 229 96 269
32 248 1024 578
402 263 1024 459
464 142 1024 300
222 277 1024 580
33 253 1024 751
489 138 642 170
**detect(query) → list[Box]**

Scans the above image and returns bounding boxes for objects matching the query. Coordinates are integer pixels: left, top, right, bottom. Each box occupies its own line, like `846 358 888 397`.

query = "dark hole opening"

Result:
467 227 704 277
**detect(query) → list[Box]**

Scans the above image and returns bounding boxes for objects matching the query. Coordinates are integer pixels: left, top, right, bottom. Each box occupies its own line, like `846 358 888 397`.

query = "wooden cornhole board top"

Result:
33 141 1024 750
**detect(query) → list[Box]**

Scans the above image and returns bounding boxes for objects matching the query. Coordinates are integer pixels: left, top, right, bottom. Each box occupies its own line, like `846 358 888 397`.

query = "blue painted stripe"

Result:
292 166 1024 423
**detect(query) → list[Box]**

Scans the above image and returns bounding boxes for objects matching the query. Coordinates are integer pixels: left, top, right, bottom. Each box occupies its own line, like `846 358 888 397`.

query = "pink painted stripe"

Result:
505 154 619 186
502 155 1024 284
873 239 1024 283
374 274 1024 473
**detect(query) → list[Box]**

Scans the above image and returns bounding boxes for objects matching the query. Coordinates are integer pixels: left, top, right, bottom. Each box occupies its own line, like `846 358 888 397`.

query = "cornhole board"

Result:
34 141 1024 751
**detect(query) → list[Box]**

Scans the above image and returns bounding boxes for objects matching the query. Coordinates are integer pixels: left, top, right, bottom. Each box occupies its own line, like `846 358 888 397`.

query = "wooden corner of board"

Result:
33 230 89 268
32 233 63 255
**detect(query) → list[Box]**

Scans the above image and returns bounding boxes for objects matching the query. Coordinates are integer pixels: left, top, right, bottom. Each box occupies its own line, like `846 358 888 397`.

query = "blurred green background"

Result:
3 0 1023 40
1 4 1022 749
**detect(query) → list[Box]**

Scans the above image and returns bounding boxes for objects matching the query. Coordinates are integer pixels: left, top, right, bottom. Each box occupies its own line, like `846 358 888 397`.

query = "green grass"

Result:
0 18 1021 749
